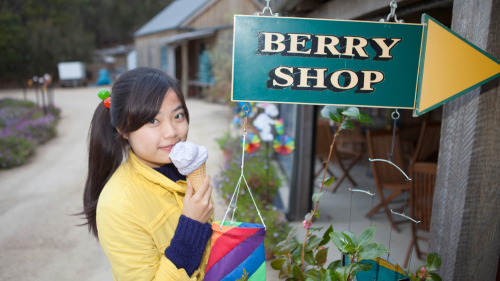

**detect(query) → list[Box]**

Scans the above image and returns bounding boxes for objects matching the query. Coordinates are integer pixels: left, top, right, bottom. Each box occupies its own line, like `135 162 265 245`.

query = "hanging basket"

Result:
204 221 266 281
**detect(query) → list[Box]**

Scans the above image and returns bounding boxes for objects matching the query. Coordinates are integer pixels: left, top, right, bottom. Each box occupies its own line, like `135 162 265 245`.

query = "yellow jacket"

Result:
97 150 212 280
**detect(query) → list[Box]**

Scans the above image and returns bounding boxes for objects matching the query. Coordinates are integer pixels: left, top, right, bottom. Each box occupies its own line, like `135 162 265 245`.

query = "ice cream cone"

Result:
187 162 206 192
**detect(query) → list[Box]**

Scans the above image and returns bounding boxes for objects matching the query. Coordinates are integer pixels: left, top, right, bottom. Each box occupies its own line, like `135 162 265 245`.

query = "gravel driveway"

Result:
0 87 233 281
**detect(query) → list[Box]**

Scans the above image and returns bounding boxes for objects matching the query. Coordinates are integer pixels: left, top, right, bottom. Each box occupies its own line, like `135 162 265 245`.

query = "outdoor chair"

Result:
403 162 437 268
400 110 428 156
314 119 363 192
409 121 441 164
336 125 365 153
366 129 408 232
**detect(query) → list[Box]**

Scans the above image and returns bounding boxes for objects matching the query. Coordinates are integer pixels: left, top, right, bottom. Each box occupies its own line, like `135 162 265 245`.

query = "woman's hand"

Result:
182 175 214 224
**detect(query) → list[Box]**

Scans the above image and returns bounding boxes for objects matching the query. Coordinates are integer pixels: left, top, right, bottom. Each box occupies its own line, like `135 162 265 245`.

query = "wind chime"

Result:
342 2 421 281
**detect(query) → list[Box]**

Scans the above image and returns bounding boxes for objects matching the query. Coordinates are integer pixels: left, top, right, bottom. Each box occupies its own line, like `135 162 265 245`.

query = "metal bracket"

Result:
256 0 279 17
380 0 404 23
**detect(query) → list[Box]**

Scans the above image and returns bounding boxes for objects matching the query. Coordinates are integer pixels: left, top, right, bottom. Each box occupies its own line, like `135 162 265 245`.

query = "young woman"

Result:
82 67 214 280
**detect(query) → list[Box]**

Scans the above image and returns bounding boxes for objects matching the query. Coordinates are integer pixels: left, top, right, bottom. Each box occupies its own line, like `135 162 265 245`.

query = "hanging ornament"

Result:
273 134 295 155
230 115 242 129
275 118 284 135
242 133 261 153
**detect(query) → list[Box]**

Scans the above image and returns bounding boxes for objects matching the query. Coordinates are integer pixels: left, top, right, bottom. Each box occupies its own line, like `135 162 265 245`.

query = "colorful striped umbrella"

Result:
205 221 266 281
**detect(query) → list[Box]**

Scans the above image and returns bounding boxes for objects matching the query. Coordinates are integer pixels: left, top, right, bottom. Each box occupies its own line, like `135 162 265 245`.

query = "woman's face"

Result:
125 89 188 167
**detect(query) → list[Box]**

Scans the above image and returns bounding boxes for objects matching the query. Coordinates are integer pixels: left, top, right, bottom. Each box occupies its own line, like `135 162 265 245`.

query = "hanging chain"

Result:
221 103 267 230
387 109 400 162
380 0 404 23
240 103 250 170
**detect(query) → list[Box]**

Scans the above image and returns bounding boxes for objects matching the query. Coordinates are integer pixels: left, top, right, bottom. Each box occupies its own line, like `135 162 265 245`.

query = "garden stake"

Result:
33 76 39 107
22 80 27 101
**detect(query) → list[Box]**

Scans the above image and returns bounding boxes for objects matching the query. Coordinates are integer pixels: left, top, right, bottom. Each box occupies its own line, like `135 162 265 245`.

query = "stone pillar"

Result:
429 0 500 279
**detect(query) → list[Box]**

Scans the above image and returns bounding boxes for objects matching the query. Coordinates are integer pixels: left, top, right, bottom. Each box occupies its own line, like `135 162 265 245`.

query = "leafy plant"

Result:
271 106 442 281
408 253 442 281
236 268 249 281
0 136 35 168
215 132 240 151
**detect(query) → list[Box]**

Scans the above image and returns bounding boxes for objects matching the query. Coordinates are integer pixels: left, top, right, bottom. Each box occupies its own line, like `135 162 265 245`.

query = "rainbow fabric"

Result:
205 221 266 281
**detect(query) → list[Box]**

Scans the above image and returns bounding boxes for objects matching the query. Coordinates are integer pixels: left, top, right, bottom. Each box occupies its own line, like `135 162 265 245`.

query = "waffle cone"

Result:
187 162 206 192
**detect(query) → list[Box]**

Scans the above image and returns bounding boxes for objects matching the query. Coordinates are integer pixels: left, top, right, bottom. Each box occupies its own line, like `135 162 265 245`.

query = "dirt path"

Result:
0 87 232 280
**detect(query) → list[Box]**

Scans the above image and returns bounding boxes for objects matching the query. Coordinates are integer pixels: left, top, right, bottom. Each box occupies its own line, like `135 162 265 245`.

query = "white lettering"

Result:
273 67 294 87
360 71 384 91
262 32 286 52
315 35 341 56
289 34 311 54
371 38 402 59
331 70 358 90
343 37 369 58
297 68 328 88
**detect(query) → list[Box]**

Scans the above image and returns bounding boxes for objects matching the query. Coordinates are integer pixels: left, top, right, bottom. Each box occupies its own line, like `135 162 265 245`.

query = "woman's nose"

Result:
162 122 178 139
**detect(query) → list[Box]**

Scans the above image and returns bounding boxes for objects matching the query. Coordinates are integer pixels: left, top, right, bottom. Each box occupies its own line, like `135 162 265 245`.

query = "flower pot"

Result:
265 250 275 260
222 149 232 162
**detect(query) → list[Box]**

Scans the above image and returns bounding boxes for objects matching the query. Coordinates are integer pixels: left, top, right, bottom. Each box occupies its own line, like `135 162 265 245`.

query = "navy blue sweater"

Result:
153 164 213 276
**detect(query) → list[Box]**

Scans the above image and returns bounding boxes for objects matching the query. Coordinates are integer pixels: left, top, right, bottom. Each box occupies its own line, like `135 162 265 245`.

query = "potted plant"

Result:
215 132 240 161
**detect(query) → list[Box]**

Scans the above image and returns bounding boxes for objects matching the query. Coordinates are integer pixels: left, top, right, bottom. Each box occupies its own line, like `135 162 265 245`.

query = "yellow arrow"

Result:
415 14 500 115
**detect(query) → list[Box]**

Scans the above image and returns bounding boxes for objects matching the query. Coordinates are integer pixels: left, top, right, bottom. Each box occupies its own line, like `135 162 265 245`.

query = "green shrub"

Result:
0 98 61 169
0 98 34 109
0 136 35 169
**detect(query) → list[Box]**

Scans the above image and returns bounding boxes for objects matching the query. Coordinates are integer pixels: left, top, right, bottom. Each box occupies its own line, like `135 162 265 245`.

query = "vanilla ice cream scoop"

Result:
169 141 208 191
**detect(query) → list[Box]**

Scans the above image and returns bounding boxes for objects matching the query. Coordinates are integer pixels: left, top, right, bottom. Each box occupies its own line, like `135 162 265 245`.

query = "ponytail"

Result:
82 103 125 238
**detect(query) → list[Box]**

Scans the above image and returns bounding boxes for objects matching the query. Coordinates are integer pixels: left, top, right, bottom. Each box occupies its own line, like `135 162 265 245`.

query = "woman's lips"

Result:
160 145 175 151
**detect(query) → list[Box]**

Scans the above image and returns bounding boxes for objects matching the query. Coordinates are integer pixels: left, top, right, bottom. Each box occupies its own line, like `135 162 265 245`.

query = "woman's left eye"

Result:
175 113 185 120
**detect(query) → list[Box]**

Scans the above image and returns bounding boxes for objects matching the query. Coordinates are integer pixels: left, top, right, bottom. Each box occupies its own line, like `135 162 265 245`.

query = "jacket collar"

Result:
127 149 187 194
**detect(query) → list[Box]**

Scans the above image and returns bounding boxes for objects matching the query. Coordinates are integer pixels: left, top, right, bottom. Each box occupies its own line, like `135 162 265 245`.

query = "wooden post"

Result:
429 0 500 279
181 41 189 98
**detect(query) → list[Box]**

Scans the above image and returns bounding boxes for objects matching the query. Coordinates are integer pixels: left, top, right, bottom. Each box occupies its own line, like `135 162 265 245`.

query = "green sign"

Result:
231 15 500 115
232 15 423 109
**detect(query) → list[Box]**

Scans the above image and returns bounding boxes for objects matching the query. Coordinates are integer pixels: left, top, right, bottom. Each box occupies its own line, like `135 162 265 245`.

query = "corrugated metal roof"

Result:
135 0 210 37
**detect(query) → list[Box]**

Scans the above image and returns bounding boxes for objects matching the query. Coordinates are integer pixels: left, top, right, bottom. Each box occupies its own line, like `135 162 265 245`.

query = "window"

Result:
160 45 168 71
198 49 214 84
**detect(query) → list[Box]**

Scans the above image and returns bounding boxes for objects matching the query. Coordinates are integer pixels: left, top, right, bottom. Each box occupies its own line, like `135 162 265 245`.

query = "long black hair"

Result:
81 67 189 238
